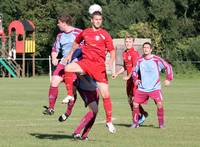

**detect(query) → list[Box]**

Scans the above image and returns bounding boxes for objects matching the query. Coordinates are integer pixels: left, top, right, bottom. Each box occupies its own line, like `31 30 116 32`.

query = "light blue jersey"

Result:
52 28 82 59
132 55 173 92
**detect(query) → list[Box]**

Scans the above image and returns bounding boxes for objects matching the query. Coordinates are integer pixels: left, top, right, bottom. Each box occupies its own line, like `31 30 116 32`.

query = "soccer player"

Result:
68 74 99 140
62 10 116 133
43 13 82 115
132 42 173 128
112 35 148 126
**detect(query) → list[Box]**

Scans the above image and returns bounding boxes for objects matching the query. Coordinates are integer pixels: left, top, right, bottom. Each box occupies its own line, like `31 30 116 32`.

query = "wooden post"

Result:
32 53 35 77
22 52 25 77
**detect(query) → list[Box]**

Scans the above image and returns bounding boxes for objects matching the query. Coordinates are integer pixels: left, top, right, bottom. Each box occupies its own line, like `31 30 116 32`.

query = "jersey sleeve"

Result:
158 57 173 81
132 60 140 81
52 33 61 53
75 31 84 44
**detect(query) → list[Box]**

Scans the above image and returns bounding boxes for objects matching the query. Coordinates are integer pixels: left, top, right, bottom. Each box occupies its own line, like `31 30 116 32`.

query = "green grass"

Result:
0 75 200 147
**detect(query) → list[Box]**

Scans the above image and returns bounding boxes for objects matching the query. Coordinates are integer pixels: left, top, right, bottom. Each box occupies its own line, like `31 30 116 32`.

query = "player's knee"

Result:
133 102 139 108
50 79 60 87
157 102 163 109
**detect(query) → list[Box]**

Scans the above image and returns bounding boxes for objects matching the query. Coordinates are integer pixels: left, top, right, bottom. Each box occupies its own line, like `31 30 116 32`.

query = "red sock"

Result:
48 86 58 109
64 72 74 96
103 97 112 123
65 94 77 116
157 107 164 126
74 111 94 134
81 113 96 138
133 107 139 125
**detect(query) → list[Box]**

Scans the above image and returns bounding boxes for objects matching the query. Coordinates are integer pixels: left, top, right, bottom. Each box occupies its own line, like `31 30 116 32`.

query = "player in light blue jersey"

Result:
132 42 173 128
43 13 82 115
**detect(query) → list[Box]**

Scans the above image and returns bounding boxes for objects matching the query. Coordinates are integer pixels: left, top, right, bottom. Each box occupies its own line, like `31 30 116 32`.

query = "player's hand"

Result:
52 58 58 66
123 76 130 81
112 73 117 79
164 80 170 87
64 54 72 63
135 79 141 86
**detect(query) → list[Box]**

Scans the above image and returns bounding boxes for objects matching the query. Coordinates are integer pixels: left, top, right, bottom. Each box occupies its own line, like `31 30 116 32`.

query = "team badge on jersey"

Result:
95 35 100 41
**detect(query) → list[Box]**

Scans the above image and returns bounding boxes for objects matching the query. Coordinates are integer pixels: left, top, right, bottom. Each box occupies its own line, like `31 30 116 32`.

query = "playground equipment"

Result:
0 14 36 78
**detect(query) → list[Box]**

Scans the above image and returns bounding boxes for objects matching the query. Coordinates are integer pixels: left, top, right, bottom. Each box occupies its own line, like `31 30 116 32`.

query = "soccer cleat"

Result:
138 114 146 125
81 137 88 141
130 123 139 128
58 113 68 122
43 106 54 115
62 95 74 104
159 125 165 129
72 133 81 140
106 122 116 133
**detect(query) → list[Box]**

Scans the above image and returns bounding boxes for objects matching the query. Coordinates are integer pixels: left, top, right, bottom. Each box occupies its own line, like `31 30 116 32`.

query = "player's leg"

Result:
97 82 116 133
156 101 164 128
73 102 97 138
62 62 84 103
131 89 148 128
58 93 77 122
150 90 164 128
132 101 140 128
43 75 63 115
81 101 98 140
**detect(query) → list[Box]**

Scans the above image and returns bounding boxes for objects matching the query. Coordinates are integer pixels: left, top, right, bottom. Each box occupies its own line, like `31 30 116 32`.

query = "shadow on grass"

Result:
114 123 155 128
30 133 73 140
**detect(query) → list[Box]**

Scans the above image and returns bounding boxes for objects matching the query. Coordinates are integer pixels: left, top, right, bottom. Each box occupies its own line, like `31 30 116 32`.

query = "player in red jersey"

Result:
112 35 148 126
62 11 116 133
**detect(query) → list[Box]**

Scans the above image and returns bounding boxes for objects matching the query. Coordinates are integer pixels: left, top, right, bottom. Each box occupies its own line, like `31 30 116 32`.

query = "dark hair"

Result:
143 42 152 48
57 13 72 25
91 11 102 18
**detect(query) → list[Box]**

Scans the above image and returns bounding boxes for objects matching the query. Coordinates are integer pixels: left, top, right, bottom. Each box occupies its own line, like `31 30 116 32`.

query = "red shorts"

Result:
134 89 163 104
77 88 99 107
76 59 108 83
53 63 65 78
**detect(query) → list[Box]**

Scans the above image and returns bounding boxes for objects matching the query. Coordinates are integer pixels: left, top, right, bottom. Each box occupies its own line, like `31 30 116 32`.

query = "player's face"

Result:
125 38 134 49
57 20 66 31
91 15 103 29
143 44 152 55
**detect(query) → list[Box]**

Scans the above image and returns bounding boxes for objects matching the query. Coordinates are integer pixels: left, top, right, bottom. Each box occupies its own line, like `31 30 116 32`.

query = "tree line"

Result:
1 0 200 74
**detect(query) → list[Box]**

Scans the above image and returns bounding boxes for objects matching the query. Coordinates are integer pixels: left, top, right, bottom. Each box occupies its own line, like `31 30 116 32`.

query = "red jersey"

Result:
75 28 115 64
123 48 139 74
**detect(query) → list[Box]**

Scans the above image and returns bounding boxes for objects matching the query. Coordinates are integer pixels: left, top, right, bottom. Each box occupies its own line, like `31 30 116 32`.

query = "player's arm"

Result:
112 67 125 79
107 49 116 69
123 72 132 81
158 57 173 86
51 34 61 66
104 32 116 71
132 61 141 86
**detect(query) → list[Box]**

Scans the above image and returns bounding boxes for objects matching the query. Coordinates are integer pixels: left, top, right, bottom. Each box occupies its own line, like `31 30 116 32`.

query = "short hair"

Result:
90 11 102 18
143 42 152 48
57 13 72 25
125 33 135 41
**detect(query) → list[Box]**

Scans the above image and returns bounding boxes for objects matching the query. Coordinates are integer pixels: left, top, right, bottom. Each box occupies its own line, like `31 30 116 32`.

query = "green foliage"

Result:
1 0 200 74
118 22 162 55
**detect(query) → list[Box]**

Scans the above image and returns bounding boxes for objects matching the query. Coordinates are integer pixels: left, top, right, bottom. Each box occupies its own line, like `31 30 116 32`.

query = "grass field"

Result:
0 74 200 147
